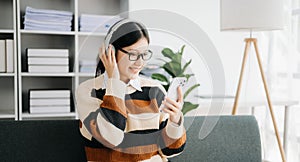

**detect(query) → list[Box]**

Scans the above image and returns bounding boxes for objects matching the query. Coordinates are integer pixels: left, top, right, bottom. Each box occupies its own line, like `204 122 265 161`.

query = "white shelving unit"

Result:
0 0 18 120
0 0 128 120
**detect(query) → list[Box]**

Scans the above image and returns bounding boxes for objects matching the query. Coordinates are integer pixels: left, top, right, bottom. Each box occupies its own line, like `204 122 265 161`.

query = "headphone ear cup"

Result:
104 36 110 55
105 44 116 58
111 45 116 54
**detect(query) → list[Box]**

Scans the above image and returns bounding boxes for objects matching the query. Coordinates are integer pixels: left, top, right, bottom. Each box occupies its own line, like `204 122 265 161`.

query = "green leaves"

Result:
161 48 175 59
184 83 200 99
182 59 192 74
161 47 183 77
179 45 185 55
182 102 199 115
151 73 169 84
151 44 200 115
162 62 181 77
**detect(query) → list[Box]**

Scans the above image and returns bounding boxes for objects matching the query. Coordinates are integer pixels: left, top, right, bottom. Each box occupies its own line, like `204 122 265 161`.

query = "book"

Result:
30 98 70 106
79 59 97 73
24 7 73 31
24 18 72 27
24 13 72 23
29 105 70 114
27 48 69 57
24 23 72 31
28 57 69 65
26 6 73 17
79 66 96 73
0 40 6 72
30 89 71 98
79 14 117 24
28 65 69 73
24 12 73 22
79 14 121 32
5 39 14 73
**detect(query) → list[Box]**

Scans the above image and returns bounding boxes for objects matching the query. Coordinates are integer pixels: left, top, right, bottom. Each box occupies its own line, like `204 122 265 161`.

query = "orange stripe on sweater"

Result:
101 95 127 118
125 99 159 114
85 145 160 162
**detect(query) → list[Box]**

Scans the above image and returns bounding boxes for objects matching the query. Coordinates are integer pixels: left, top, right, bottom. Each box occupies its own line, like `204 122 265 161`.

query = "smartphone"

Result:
159 77 186 112
167 77 187 101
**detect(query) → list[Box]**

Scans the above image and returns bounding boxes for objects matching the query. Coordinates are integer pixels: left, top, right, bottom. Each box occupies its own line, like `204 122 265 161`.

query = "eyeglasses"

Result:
118 48 153 61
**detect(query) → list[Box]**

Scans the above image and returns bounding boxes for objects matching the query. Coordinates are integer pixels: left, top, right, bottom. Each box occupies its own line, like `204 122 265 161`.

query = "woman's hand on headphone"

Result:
99 44 120 80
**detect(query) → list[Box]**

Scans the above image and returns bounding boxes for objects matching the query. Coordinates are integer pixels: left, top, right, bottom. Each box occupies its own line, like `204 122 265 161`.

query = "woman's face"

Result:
116 37 149 83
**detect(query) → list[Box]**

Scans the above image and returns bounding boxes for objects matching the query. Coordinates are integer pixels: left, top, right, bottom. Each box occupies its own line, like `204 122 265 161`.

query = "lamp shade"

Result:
220 0 284 31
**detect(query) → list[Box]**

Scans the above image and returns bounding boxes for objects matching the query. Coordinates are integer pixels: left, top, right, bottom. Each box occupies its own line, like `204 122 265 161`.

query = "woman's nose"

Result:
134 55 144 65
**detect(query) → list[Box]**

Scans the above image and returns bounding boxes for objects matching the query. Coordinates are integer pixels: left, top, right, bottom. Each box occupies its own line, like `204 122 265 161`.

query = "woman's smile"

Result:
129 66 142 73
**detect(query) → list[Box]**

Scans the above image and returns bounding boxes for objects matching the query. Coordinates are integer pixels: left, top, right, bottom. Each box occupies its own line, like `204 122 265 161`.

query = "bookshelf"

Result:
0 0 128 120
0 0 18 120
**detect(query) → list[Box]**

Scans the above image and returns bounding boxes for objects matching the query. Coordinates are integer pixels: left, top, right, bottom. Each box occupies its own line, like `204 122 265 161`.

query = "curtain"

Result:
258 0 300 161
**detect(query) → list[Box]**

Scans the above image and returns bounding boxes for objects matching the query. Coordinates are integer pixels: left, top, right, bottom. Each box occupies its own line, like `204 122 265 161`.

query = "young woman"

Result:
76 19 186 162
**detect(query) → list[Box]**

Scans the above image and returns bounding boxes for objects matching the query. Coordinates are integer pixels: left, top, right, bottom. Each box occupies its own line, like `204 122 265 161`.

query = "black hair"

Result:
95 19 150 77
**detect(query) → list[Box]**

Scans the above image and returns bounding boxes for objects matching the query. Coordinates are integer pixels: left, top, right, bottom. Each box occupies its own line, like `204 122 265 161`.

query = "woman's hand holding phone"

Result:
162 86 183 125
99 44 120 80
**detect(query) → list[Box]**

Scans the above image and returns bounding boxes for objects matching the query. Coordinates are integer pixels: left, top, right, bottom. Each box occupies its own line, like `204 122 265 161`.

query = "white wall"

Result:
129 1 299 161
128 0 267 108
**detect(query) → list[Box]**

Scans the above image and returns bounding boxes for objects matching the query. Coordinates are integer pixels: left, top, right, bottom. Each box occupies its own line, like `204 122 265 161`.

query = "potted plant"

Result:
151 45 200 115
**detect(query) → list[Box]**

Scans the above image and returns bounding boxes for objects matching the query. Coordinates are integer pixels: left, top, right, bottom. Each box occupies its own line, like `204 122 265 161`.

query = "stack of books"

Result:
23 6 73 31
27 48 69 73
79 59 97 73
0 39 14 73
29 90 71 114
79 14 120 32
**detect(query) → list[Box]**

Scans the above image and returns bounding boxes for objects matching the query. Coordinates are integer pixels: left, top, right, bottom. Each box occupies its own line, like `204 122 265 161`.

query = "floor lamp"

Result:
220 0 286 161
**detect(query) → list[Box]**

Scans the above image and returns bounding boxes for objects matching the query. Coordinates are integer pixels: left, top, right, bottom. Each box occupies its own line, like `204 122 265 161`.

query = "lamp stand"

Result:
232 38 286 162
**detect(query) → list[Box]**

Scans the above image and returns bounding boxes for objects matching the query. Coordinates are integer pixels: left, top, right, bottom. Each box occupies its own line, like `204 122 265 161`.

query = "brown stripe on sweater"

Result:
101 95 127 118
125 86 165 105
125 99 159 114
84 145 160 162
161 128 186 149
115 143 159 154
84 147 110 162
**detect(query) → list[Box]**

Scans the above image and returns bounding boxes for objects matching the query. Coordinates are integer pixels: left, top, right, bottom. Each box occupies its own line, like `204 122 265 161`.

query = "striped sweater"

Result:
76 74 186 162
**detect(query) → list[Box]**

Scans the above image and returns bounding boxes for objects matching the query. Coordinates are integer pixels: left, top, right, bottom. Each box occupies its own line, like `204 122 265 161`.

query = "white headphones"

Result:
104 18 131 52
104 18 146 53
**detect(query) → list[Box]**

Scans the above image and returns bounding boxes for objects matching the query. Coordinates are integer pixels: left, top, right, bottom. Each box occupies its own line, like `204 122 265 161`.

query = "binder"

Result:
26 48 69 57
0 40 6 72
5 39 14 73
30 89 71 98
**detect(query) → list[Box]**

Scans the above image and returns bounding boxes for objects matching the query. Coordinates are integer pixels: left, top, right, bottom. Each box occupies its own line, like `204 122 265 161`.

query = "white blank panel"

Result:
78 0 122 15
78 35 102 61
19 0 74 13
0 77 15 110
0 0 14 29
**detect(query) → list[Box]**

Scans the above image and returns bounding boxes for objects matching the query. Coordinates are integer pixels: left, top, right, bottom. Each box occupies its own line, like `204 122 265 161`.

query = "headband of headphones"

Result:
104 18 145 51
104 18 131 51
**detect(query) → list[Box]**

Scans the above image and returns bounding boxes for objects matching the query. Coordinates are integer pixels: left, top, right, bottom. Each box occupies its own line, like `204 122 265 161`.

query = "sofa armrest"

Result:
170 115 261 162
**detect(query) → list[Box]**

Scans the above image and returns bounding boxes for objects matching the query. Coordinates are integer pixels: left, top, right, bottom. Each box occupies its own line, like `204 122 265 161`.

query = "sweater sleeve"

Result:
159 112 186 158
156 84 186 158
76 77 127 147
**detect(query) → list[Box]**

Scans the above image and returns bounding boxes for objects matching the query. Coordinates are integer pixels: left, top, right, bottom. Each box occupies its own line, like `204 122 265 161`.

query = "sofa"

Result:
0 115 261 162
